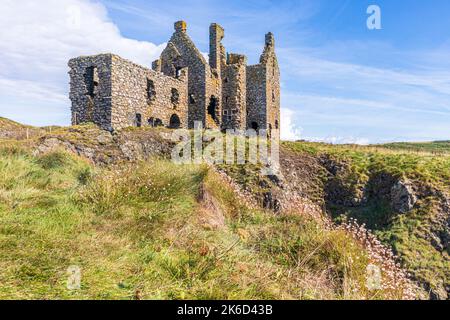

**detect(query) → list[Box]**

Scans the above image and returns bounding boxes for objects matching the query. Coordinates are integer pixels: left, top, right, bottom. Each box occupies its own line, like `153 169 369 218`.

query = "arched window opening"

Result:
275 120 279 129
251 121 259 131
169 114 181 129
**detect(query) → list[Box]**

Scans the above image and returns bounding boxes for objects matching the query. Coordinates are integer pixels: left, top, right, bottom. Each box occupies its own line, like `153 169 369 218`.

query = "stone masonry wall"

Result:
246 64 267 130
69 54 113 130
69 53 188 131
110 55 188 130
222 54 247 131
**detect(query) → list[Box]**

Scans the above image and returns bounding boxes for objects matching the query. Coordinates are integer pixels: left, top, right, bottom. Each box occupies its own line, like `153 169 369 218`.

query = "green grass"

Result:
0 142 409 300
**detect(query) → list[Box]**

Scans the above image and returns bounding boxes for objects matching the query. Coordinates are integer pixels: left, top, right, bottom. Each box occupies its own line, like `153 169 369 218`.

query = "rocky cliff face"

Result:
33 124 176 164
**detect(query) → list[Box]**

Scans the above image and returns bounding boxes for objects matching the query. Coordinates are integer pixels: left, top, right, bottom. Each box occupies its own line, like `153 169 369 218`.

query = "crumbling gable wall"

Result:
156 21 211 128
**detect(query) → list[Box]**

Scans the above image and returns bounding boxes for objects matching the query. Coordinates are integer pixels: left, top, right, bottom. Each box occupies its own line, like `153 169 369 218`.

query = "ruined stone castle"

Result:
69 21 280 134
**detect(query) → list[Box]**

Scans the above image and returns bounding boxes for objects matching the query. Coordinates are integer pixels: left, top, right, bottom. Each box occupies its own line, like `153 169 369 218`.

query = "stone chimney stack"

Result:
265 32 275 48
260 32 276 64
209 23 225 71
174 20 187 33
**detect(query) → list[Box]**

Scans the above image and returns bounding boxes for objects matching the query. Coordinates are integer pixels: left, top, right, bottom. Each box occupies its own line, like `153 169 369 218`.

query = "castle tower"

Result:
246 32 280 137
222 54 247 131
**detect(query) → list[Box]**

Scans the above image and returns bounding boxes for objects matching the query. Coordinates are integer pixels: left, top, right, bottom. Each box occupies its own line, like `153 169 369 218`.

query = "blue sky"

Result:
1 0 449 143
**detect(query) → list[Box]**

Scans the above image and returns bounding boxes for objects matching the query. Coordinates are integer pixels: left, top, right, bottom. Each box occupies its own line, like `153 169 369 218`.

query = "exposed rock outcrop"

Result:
390 180 417 213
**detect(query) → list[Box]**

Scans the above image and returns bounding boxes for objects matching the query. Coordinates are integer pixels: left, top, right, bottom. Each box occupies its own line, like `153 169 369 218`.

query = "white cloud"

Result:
280 108 303 141
0 0 165 125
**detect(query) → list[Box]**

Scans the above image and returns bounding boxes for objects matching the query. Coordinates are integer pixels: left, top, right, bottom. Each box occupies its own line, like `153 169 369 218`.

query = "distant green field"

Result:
377 141 450 154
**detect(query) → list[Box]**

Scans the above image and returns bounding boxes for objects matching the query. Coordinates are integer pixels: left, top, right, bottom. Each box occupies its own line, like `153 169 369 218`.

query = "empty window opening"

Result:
224 77 229 83
135 113 142 127
223 110 228 116
175 67 183 78
171 88 179 106
169 114 181 129
251 121 259 131
154 118 163 127
275 120 279 129
272 91 276 103
147 79 156 102
208 96 218 121
84 66 99 97
148 117 154 127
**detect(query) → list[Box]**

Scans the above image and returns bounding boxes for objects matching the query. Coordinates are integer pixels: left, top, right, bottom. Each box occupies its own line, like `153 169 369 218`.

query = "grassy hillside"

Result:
0 141 413 300
0 117 50 140
283 141 450 299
